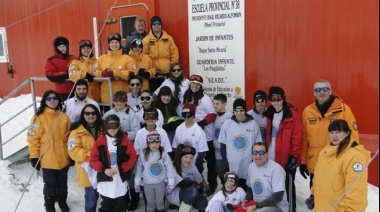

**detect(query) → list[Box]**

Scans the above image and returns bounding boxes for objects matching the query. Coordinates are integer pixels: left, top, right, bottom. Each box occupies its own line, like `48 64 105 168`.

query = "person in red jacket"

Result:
263 86 302 212
45 36 77 101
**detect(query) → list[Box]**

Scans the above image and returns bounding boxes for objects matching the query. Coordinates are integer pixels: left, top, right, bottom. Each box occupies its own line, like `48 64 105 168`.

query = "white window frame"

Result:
0 27 9 63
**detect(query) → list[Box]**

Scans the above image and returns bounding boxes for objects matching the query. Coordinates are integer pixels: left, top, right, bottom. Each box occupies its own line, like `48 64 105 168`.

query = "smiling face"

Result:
140 92 152 109
181 154 194 168
45 94 59 109
135 22 146 34
148 141 160 151
160 94 171 104
109 40 120 51
129 79 142 95
106 120 119 136
190 82 201 93
233 106 246 122
171 64 182 78
81 46 92 57
83 107 97 126
75 85 87 100
224 178 237 193
252 144 269 167
314 81 332 105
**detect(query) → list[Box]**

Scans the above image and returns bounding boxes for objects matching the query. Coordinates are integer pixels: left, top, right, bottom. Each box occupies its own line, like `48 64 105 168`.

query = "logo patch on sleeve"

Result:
352 162 363 172
308 118 317 125
28 128 36 136
352 122 358 131
68 138 75 150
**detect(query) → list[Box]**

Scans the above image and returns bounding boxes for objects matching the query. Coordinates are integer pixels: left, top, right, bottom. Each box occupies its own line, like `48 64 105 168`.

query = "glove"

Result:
138 68 150 79
285 155 297 171
129 71 135 78
134 179 141 192
69 158 75 166
225 204 234 211
197 120 207 129
300 164 310 179
166 178 175 193
305 195 314 210
85 73 94 82
30 158 40 170
101 69 114 77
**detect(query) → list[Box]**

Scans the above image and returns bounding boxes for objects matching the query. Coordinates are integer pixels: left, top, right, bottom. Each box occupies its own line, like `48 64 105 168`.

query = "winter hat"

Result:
150 16 162 27
78 39 93 57
107 32 121 44
253 90 267 101
146 131 161 144
53 36 69 56
268 86 285 100
183 103 196 115
130 38 143 48
223 172 239 185
189 74 203 86
180 145 196 158
143 107 159 120
233 98 247 111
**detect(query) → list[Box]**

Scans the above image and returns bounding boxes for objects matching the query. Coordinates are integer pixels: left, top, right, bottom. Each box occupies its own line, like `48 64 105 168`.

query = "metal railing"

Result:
0 77 113 161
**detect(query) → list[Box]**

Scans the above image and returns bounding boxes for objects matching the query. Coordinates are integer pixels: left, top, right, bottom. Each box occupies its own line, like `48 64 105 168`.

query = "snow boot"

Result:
127 189 139 211
44 196 56 212
179 202 192 212
58 192 70 212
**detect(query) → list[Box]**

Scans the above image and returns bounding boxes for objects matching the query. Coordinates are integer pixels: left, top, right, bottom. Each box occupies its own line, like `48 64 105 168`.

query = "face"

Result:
75 85 87 100
269 95 283 112
160 94 171 104
252 145 268 167
213 99 225 112
181 154 194 168
182 108 194 124
314 82 331 105
81 46 92 57
254 98 266 111
233 107 246 122
224 179 237 192
190 82 201 93
148 141 160 151
135 22 146 34
141 92 152 109
45 94 59 109
152 22 162 34
83 107 97 126
106 120 119 136
109 40 120 51
57 44 67 54
113 97 127 111
129 79 142 94
329 131 349 146
171 65 182 78
132 45 142 54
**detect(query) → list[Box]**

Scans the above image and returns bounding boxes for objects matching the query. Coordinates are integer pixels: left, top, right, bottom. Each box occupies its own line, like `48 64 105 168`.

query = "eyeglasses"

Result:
314 87 330 93
147 135 161 142
251 150 267 156
140 96 152 102
108 33 120 40
130 83 141 87
79 40 92 46
46 96 58 101
234 107 245 112
106 122 119 130
144 112 157 120
255 98 265 104
84 111 97 116
182 112 193 118
132 45 143 49
171 68 182 72
269 95 283 102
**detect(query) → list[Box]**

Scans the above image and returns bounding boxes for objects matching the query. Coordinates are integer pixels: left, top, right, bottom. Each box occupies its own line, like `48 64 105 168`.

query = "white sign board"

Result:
188 0 245 111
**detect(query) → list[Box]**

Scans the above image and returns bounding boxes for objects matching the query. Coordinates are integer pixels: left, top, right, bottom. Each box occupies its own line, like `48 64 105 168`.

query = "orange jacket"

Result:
27 108 71 169
142 30 179 74
128 50 156 90
301 96 359 173
69 56 101 102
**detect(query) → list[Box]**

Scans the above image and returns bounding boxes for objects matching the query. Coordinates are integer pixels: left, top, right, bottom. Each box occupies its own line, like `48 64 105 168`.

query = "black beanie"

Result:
268 86 285 99
233 98 247 111
130 38 143 48
150 16 163 27
107 32 121 44
53 36 69 56
253 90 267 101
79 39 93 57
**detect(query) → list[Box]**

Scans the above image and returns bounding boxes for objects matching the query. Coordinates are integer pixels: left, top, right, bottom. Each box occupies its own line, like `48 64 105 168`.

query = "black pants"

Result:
149 76 166 92
285 169 296 212
205 141 218 185
99 194 127 212
42 166 70 198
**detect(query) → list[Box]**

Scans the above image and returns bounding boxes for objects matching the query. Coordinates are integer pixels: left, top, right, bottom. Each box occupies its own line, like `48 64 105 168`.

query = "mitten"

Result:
299 164 310 179
197 120 207 129
305 195 314 210
285 155 297 171
70 158 75 166
166 178 175 193
85 73 94 82
101 69 114 77
30 158 40 170
138 68 150 79
129 71 135 78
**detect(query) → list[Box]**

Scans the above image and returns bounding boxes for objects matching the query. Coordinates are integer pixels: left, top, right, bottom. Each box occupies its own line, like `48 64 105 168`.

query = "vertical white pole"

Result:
93 17 99 58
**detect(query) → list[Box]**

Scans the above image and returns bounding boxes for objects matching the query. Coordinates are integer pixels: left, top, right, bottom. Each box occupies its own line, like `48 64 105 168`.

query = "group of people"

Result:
29 14 371 212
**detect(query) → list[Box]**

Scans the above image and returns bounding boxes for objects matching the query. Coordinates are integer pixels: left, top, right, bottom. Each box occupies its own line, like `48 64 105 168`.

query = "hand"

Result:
166 184 175 193
285 155 297 171
69 158 75 166
85 73 94 82
305 195 314 210
299 164 310 179
104 168 117 177
197 120 207 129
138 68 150 79
101 69 114 77
134 185 141 193
30 158 40 170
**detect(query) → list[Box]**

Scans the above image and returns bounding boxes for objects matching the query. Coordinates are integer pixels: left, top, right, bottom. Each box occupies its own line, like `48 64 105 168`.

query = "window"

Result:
120 16 137 39
0 27 9 63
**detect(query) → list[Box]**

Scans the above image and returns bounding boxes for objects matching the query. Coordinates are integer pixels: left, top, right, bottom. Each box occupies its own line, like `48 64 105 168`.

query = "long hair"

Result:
155 86 179 122
172 144 196 176
328 119 351 157
69 104 104 137
169 62 184 99
104 114 124 146
183 85 204 107
143 145 164 161
36 90 63 116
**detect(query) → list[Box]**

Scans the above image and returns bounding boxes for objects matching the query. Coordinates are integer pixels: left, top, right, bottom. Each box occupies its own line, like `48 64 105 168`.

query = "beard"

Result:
76 92 87 101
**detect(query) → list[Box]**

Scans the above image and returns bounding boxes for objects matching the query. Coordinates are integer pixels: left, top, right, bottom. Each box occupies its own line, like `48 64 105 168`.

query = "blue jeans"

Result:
84 186 99 212
179 186 208 210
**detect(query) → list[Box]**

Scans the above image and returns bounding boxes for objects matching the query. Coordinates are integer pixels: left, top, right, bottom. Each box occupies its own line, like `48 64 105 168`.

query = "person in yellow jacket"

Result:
94 32 134 109
142 16 179 91
305 119 370 211
300 79 359 187
68 104 105 212
27 89 72 212
69 39 101 102
128 38 156 91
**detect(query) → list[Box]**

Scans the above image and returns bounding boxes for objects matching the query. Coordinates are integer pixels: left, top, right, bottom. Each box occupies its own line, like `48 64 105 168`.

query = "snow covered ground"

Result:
0 94 378 212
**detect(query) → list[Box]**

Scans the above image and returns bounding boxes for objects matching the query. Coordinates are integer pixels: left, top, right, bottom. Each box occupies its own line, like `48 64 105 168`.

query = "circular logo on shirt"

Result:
110 151 117 167
271 126 278 139
214 127 221 139
182 139 193 147
149 162 163 177
233 135 248 151
253 180 264 196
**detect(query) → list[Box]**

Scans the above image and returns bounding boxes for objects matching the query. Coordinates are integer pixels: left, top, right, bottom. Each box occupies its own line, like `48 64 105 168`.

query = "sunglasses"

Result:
147 135 161 142
152 22 161 26
314 87 330 93
171 68 182 72
108 33 120 40
46 96 58 101
84 111 97 116
182 112 193 118
130 83 141 87
251 150 266 156
113 96 127 103
255 98 265 104
132 45 143 49
269 95 283 102
140 96 152 102
234 107 245 112
144 112 157 120
79 40 91 46
106 122 119 130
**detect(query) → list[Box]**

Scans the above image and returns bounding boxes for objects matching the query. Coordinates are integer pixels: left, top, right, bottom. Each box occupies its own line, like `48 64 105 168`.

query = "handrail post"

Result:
30 78 37 113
